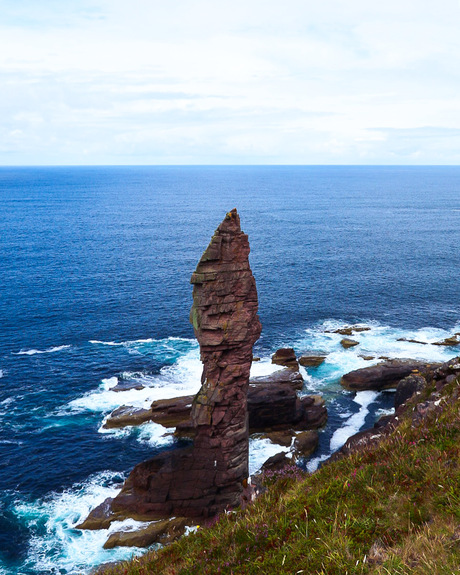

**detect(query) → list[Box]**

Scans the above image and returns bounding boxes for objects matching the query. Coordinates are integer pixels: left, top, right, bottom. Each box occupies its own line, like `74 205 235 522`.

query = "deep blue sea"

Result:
1 166 460 574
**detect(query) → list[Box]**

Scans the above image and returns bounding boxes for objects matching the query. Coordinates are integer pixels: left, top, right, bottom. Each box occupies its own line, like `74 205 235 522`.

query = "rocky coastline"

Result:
78 210 460 554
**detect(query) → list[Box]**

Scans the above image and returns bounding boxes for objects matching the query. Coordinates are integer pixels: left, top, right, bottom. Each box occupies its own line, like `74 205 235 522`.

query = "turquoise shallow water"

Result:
1 166 459 574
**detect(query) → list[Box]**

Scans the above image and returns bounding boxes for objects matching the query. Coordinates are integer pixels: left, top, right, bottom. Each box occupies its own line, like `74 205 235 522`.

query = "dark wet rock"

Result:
103 517 188 549
432 336 460 347
394 373 427 409
271 348 299 370
326 326 371 335
250 368 304 390
260 452 291 472
298 354 326 367
397 338 427 345
111 380 146 392
149 396 195 428
341 338 359 349
293 430 319 459
103 406 158 429
335 327 353 336
359 355 375 361
76 498 123 530
106 380 326 439
263 430 294 447
248 386 326 432
341 359 434 391
329 358 459 464
248 384 296 430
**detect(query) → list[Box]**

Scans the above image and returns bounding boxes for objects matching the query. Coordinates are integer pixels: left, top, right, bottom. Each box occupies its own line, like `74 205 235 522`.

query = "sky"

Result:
1 0 460 165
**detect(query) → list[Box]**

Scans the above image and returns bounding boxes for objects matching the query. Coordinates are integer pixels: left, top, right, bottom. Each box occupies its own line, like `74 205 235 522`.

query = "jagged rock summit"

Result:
80 209 261 531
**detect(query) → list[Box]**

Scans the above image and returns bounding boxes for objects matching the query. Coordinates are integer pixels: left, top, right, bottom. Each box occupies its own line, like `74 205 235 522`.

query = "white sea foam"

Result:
249 358 284 378
329 390 379 453
67 345 202 416
89 336 199 361
0 397 14 407
136 422 175 447
89 338 154 346
0 369 4 378
13 345 71 356
14 470 145 575
99 420 175 449
249 437 289 476
292 321 458 390
306 454 329 473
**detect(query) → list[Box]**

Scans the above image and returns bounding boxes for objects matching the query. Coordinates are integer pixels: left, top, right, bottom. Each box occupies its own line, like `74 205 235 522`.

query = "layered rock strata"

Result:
82 209 261 528
104 370 327 435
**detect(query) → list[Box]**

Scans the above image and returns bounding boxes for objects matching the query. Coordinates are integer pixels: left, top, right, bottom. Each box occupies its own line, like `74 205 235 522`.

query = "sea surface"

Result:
1 165 459 574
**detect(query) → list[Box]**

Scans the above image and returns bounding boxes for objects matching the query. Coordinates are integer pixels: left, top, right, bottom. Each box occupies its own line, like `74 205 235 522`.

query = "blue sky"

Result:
1 0 460 165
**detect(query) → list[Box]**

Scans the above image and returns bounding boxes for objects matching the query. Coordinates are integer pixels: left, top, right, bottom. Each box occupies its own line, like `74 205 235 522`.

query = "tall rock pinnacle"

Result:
84 209 262 523
190 208 262 507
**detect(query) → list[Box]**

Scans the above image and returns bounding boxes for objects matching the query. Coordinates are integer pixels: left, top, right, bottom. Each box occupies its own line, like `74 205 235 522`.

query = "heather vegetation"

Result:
100 377 460 575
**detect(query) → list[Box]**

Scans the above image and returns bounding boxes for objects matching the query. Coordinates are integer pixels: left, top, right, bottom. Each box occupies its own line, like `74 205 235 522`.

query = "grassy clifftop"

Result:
101 377 460 575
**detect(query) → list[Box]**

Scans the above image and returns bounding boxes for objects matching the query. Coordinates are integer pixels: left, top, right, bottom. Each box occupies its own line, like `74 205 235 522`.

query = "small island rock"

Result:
341 338 359 349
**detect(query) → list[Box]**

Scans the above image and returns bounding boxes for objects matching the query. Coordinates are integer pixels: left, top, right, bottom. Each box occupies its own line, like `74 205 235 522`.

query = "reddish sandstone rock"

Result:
340 359 435 391
85 209 262 530
271 348 299 370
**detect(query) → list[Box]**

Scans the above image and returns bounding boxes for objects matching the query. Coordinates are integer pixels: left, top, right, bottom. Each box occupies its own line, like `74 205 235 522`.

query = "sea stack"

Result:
82 209 261 526
189 208 262 511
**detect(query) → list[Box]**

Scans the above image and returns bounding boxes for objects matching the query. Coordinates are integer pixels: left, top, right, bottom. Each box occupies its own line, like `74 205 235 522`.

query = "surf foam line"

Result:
13 470 145 575
13 345 72 356
88 336 199 362
329 390 379 453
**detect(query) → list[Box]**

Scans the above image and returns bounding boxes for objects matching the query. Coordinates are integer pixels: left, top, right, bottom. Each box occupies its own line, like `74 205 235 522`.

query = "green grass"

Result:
100 379 460 575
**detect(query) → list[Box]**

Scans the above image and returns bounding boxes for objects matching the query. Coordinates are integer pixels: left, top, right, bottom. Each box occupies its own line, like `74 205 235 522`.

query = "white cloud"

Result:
0 0 460 164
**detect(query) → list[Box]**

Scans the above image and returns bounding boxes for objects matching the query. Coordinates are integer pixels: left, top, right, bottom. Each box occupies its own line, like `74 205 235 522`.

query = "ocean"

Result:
1 165 459 574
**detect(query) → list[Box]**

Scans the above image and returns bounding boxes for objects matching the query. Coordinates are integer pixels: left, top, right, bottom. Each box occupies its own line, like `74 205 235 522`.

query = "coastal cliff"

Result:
99 358 460 574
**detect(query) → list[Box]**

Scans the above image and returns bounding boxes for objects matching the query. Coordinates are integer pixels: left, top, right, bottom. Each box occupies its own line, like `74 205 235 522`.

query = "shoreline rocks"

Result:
329 357 460 463
340 359 438 391
340 338 359 349
298 354 326 367
271 348 299 370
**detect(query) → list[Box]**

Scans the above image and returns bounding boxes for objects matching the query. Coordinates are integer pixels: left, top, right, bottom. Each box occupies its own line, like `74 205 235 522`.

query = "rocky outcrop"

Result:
103 517 188 549
341 338 359 349
433 335 460 347
104 371 324 435
249 368 304 390
330 358 460 462
292 430 319 459
326 326 371 336
83 209 262 535
299 354 326 367
397 337 427 345
248 385 326 431
394 373 426 409
271 348 299 370
340 359 436 391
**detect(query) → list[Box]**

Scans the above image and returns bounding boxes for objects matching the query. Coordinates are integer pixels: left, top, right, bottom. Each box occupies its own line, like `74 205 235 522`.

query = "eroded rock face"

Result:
187 207 262 512
88 209 261 526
